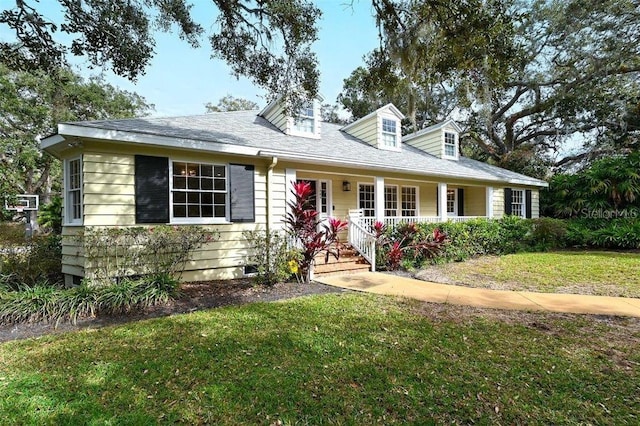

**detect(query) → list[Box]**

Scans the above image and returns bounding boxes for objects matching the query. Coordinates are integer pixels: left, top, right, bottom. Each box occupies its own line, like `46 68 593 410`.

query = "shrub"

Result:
527 218 568 250
0 222 25 247
0 273 179 326
243 230 300 285
542 152 640 218
37 196 63 234
0 234 63 290
564 218 640 249
81 225 218 285
284 181 347 283
374 221 447 270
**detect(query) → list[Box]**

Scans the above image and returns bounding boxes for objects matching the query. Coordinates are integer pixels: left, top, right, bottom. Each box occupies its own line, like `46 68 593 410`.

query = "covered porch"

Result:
290 168 500 273
292 168 497 228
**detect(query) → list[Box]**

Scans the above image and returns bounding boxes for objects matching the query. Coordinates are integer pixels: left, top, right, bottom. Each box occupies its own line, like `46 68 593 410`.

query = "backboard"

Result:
5 194 39 212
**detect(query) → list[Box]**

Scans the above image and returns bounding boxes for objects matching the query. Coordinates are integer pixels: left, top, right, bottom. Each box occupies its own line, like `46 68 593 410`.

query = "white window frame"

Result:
169 159 230 224
401 186 419 217
357 183 376 217
290 103 317 137
511 189 526 218
446 188 457 216
64 156 83 226
384 184 399 217
381 118 399 150
443 131 458 160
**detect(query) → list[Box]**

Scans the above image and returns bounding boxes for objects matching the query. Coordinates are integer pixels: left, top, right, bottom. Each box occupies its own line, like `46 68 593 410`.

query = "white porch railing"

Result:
355 214 487 230
347 210 376 272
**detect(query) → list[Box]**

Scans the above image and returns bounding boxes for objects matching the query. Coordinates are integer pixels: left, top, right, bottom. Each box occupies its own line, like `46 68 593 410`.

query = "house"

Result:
41 99 548 285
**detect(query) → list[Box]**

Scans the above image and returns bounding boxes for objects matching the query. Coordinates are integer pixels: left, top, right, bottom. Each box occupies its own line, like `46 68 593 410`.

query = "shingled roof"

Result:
47 111 548 187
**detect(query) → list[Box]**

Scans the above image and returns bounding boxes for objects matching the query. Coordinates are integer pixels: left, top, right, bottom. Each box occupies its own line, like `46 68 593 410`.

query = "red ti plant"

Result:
284 181 348 283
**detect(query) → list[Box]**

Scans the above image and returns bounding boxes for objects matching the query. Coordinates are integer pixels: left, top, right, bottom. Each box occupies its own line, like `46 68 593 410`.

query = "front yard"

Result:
415 251 640 298
1 293 639 424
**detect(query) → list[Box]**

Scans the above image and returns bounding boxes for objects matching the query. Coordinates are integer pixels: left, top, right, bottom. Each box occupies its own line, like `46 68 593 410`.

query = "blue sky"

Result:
2 1 381 117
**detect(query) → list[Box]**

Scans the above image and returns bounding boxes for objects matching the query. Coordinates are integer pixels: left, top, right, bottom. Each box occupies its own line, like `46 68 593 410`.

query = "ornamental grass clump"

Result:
0 273 179 326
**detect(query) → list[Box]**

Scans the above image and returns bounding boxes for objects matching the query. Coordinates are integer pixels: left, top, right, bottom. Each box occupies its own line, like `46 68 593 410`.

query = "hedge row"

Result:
381 216 640 268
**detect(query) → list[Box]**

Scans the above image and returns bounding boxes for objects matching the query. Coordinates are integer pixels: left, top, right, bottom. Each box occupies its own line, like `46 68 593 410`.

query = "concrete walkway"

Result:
315 272 640 318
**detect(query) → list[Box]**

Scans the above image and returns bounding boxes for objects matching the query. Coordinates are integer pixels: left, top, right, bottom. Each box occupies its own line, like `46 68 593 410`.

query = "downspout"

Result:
266 156 278 234
266 157 278 274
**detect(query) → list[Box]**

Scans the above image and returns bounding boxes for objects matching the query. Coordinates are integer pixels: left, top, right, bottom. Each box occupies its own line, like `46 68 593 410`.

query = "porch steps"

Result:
313 244 371 277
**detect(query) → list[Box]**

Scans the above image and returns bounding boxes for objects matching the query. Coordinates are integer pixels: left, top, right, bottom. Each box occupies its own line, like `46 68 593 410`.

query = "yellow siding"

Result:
531 189 540 218
343 114 378 147
263 103 288 133
61 226 84 277
419 184 438 216
60 139 543 282
493 187 505 219
404 130 442 157
464 186 486 216
63 143 276 281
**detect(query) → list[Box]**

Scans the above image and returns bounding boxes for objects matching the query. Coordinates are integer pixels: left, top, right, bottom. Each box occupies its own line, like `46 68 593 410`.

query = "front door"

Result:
297 179 332 221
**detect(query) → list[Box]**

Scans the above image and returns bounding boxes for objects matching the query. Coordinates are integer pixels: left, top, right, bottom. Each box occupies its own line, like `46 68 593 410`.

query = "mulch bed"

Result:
0 280 346 343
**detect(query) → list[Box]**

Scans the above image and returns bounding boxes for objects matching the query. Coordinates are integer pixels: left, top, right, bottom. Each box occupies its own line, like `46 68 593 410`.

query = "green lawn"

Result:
1 293 639 424
424 251 640 297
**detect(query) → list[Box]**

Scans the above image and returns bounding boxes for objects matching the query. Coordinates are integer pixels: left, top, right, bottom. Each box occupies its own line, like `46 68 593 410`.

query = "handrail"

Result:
347 215 376 272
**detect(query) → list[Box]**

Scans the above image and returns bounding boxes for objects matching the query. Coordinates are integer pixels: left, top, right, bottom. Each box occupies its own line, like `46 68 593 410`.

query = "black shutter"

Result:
457 188 464 216
525 189 532 219
436 185 440 216
135 155 169 223
504 188 513 215
229 164 255 222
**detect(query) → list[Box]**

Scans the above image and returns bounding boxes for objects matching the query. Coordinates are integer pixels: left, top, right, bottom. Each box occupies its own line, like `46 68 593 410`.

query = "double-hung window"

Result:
511 189 525 217
401 187 417 217
384 185 398 217
294 104 315 134
171 161 227 221
381 118 398 148
446 189 457 215
65 157 83 224
444 132 457 157
358 183 375 217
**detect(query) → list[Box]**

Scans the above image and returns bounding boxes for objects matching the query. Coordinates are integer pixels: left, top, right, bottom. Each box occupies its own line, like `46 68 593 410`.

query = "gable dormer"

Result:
403 119 463 160
259 94 323 139
341 103 405 151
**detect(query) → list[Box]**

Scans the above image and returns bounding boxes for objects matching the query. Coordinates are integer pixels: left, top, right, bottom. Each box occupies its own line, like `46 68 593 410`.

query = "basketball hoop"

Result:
5 194 38 213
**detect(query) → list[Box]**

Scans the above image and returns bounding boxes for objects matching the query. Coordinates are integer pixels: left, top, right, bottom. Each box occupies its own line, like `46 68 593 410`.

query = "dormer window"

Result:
293 104 315 134
382 118 398 148
444 131 457 158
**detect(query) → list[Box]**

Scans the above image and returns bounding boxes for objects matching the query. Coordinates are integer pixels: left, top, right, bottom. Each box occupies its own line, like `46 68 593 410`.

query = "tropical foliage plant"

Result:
284 181 347 283
542 152 640 218
373 221 447 270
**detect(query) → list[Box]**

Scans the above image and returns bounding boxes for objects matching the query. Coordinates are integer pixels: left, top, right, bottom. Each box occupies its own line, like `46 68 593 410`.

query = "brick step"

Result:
314 261 371 277
314 253 366 265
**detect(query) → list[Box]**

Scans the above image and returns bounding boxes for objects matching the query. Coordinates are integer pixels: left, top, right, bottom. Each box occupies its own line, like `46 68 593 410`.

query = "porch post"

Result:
438 182 448 222
486 186 494 218
374 176 385 221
